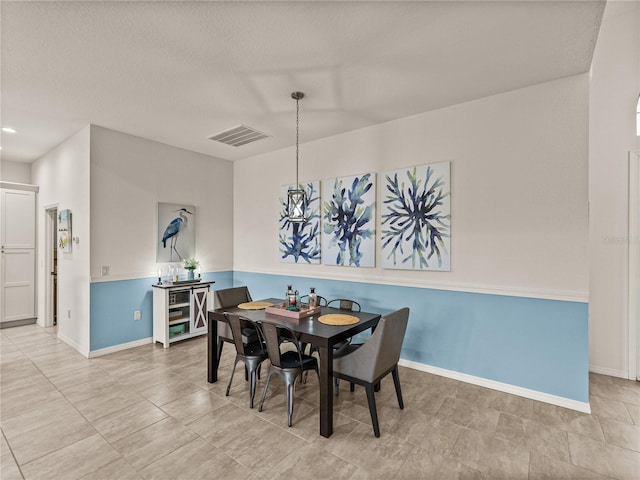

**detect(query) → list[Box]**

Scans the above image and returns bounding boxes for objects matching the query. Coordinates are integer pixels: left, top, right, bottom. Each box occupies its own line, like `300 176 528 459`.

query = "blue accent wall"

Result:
89 269 588 403
234 271 589 403
90 271 234 351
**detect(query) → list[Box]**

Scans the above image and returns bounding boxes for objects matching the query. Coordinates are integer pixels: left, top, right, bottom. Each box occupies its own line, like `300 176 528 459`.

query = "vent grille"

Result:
208 124 270 147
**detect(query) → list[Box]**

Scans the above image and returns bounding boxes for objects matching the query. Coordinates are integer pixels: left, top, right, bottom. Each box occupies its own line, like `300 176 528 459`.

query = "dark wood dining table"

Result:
207 298 381 438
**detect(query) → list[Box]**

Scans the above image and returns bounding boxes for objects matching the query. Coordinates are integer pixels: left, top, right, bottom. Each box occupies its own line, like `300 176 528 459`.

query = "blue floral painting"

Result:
279 181 321 264
381 162 451 271
322 173 376 267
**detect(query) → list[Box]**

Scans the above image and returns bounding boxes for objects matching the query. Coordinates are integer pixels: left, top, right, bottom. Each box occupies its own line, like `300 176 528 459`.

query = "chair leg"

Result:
365 383 380 437
350 382 355 392
249 367 257 408
334 377 340 396
217 340 224 363
287 380 295 427
258 369 273 412
391 365 404 409
226 357 239 397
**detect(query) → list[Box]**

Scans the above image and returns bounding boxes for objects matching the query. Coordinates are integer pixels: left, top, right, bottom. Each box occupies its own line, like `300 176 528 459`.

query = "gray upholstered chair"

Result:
224 313 267 408
257 321 319 427
332 307 409 437
215 286 255 361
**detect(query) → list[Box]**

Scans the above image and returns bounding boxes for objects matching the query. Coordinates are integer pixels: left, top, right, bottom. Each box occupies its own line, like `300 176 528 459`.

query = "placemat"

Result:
237 301 273 310
318 314 359 326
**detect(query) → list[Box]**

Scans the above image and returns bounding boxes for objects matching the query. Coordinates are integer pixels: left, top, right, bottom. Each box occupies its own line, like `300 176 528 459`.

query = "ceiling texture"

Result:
0 1 605 164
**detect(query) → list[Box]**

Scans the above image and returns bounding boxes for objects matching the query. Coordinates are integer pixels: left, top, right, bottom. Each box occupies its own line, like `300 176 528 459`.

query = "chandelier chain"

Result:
295 96 299 186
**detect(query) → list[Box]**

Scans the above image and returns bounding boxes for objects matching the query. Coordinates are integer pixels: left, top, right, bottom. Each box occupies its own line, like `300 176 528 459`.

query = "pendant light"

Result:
288 91 306 222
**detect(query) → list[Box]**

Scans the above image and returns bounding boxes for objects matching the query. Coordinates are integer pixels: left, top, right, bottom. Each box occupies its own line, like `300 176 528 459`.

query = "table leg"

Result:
318 345 333 437
208 314 218 383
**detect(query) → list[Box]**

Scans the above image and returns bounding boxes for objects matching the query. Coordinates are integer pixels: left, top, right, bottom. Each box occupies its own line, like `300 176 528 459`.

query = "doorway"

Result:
45 206 58 328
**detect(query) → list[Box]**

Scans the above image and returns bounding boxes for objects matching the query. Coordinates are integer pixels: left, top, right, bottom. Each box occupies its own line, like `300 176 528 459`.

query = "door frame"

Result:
44 204 58 328
629 152 640 381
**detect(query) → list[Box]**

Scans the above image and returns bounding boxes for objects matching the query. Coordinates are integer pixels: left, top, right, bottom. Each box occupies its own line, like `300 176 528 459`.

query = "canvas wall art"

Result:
157 203 196 262
322 173 376 267
58 209 72 253
278 181 321 264
381 161 451 271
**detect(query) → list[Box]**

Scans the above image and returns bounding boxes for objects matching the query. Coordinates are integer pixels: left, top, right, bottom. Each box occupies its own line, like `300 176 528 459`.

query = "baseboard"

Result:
89 337 153 358
57 332 90 358
0 318 37 329
399 359 591 414
589 364 629 380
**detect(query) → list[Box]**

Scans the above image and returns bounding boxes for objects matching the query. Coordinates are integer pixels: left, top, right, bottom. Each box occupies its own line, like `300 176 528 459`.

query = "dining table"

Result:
207 298 381 438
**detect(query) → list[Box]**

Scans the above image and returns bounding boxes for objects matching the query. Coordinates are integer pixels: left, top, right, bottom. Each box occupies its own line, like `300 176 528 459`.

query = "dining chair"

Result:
332 307 409 437
257 321 319 427
299 294 328 307
320 297 362 393
326 298 361 312
224 313 267 408
215 286 256 362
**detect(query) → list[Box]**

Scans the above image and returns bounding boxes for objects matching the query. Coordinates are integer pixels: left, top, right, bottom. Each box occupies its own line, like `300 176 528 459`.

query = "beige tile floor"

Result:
1 324 639 480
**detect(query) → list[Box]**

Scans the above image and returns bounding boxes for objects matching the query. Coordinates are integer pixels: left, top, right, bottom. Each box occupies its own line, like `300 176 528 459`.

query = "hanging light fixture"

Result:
288 91 306 222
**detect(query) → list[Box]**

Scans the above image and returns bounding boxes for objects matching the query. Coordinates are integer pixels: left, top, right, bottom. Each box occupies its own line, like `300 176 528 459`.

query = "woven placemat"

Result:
237 301 273 310
318 314 359 326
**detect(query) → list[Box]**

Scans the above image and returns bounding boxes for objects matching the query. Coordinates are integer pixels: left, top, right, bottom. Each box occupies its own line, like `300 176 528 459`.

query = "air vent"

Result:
208 124 271 147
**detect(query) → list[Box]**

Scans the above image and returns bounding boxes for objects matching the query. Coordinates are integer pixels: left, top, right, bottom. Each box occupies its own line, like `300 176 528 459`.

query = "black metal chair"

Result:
326 298 361 312
257 321 319 427
321 298 362 393
215 286 256 362
299 294 328 307
224 313 267 408
333 307 409 437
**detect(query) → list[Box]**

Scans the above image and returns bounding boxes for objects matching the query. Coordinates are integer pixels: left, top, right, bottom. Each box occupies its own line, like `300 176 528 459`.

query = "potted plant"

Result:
183 258 199 280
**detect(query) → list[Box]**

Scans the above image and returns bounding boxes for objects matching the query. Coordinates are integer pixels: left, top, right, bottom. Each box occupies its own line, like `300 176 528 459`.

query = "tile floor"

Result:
1 324 639 479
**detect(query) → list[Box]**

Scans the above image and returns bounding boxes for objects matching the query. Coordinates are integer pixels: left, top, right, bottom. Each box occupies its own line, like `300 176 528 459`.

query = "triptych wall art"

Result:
381 161 451 271
278 161 450 271
321 173 376 267
278 181 321 264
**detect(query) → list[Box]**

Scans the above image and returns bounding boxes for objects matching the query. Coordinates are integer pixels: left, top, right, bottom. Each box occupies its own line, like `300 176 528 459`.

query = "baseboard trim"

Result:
589 364 629 380
89 337 153 358
399 359 591 414
0 318 37 329
57 332 90 358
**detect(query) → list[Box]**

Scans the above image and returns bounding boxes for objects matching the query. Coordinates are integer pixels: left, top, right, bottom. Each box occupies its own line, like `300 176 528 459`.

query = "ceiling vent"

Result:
208 124 270 147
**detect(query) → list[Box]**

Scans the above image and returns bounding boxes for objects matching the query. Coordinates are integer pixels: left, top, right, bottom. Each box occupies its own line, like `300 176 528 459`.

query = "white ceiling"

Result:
0 0 605 164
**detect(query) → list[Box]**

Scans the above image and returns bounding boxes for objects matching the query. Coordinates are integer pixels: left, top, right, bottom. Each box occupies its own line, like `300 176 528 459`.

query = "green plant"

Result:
183 258 199 270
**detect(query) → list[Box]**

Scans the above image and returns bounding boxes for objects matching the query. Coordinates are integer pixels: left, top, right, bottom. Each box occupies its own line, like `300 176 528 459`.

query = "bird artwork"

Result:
161 207 193 261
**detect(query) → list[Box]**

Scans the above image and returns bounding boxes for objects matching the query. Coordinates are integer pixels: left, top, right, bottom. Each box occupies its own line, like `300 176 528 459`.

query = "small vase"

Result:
187 270 195 281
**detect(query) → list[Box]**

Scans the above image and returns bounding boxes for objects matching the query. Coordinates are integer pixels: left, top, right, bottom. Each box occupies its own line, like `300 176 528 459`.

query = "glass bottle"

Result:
308 287 318 309
285 285 293 308
289 289 299 310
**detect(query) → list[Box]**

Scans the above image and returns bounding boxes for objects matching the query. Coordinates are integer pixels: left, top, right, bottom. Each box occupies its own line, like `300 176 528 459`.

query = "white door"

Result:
1 188 36 323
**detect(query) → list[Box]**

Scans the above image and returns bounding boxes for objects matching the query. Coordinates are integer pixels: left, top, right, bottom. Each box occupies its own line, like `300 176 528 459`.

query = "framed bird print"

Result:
157 203 196 263
58 209 72 253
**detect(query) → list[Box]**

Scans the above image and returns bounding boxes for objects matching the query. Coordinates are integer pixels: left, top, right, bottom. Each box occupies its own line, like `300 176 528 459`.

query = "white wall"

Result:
0 160 31 184
31 126 91 354
589 2 640 377
234 75 589 301
89 126 233 279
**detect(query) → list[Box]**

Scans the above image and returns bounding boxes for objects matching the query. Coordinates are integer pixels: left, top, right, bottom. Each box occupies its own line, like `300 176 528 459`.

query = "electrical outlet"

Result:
134 310 141 321
101 265 110 276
